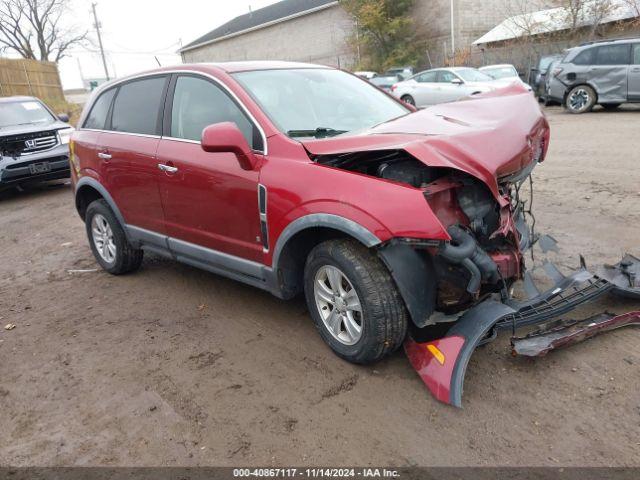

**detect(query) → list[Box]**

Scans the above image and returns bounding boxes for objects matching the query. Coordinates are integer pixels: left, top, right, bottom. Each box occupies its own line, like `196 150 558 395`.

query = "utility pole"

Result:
91 2 110 80
450 0 455 65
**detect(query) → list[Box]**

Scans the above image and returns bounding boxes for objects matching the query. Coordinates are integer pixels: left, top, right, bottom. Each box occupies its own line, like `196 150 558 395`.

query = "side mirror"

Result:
451 78 463 85
58 113 70 123
201 122 258 170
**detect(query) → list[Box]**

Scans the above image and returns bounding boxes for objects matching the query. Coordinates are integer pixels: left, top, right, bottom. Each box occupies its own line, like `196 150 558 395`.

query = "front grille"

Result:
0 130 60 157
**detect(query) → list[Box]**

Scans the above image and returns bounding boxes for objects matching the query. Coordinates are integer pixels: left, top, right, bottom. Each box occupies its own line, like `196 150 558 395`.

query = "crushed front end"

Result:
304 85 639 407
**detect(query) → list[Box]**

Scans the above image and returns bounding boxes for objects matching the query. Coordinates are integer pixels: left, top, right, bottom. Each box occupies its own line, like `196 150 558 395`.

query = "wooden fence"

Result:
0 58 64 101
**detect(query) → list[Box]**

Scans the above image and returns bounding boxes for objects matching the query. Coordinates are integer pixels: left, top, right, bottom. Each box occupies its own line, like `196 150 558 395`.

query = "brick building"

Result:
179 0 558 69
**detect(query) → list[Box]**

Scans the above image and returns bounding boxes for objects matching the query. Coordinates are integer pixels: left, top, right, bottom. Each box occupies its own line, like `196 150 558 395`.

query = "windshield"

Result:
233 69 409 139
481 66 518 79
456 68 493 82
0 100 55 128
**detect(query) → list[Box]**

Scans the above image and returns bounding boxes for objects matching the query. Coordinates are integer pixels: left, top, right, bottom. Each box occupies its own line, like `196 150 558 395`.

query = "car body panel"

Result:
156 137 263 262
97 131 165 234
628 44 640 100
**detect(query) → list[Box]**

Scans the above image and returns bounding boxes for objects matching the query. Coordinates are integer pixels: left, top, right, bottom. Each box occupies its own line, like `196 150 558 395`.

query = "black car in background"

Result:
0 96 73 190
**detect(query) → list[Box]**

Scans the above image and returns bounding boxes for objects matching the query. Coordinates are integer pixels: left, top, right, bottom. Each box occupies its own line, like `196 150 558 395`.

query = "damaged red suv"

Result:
72 62 589 405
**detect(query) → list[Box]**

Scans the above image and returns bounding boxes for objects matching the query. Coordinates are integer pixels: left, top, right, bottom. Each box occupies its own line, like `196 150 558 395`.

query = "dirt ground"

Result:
1 105 639 467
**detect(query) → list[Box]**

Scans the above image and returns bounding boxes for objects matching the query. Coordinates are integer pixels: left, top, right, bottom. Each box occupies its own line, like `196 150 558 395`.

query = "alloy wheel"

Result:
568 88 590 111
314 265 363 346
91 213 116 263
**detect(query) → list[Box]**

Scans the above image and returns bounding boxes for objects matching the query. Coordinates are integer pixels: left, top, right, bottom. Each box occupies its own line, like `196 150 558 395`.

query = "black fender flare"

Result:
378 241 437 328
269 214 381 298
271 213 381 270
75 176 130 241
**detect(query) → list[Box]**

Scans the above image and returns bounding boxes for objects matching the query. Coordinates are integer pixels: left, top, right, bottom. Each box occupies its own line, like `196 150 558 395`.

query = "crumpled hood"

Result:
302 84 549 201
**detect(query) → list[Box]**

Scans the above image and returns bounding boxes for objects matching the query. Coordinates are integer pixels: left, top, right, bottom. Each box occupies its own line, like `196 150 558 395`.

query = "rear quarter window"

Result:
110 76 167 135
83 88 116 130
572 48 596 65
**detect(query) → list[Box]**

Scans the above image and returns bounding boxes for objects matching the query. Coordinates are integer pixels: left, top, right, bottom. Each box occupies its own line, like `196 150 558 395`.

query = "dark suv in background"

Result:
547 38 640 113
0 96 74 190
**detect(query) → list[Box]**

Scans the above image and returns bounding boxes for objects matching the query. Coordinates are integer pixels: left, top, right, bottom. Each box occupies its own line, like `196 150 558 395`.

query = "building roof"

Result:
473 0 639 45
179 0 339 53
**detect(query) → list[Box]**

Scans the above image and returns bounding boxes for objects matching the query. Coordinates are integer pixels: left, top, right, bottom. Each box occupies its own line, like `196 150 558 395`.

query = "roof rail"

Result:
579 36 640 46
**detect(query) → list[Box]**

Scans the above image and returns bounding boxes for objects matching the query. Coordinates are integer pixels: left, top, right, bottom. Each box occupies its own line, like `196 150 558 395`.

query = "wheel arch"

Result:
75 177 130 240
271 214 381 299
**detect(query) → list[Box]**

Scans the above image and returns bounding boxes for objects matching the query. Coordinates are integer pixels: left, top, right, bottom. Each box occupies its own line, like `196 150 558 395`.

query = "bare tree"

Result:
0 0 87 62
556 0 616 40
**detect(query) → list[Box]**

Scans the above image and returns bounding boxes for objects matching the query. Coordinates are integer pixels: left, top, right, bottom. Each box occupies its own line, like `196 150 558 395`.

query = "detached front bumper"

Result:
405 255 640 408
0 144 70 187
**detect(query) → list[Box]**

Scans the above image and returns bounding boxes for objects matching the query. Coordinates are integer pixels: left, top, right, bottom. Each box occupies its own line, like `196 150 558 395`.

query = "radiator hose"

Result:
439 225 500 294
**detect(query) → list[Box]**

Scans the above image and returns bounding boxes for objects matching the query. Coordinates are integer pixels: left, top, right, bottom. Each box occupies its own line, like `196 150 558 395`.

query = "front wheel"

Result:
304 239 408 364
565 85 596 114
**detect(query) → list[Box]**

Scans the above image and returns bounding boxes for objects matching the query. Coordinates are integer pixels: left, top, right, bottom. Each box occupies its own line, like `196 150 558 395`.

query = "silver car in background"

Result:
480 64 532 92
547 38 640 113
369 74 402 93
390 67 505 107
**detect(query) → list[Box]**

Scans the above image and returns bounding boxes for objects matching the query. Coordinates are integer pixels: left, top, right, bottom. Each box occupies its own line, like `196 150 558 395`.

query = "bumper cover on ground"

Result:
405 255 640 408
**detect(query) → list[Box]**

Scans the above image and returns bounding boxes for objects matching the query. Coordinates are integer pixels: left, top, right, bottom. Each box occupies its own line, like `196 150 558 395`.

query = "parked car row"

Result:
388 65 529 108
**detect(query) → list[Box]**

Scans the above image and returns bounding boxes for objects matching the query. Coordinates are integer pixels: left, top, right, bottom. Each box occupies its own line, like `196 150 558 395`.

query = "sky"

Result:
58 0 280 89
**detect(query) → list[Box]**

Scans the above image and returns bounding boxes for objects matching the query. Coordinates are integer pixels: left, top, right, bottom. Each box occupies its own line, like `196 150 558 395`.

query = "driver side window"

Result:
170 75 261 150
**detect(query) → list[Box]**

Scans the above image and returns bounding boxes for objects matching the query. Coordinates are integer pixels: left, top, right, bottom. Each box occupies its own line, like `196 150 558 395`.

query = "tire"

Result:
85 199 143 275
601 103 621 110
565 85 596 114
400 95 415 106
303 239 408 364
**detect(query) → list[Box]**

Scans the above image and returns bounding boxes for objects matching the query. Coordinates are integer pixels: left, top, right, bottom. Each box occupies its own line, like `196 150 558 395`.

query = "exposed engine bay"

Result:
313 149 532 316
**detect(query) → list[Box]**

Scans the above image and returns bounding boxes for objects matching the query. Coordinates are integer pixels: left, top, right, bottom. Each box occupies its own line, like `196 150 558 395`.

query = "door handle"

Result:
98 152 112 160
157 163 178 173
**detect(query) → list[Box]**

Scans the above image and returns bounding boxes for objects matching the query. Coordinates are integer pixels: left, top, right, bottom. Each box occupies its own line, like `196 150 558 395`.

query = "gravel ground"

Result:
0 105 639 467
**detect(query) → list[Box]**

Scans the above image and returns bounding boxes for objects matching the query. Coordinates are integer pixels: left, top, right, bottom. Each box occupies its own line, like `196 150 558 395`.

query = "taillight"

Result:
552 67 563 77
391 84 397 92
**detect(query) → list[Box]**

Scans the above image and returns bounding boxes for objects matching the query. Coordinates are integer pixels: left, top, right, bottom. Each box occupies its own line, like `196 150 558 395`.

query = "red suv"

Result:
71 62 548 365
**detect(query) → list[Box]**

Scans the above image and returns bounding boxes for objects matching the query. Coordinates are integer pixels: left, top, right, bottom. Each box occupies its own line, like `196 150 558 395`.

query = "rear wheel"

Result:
85 199 143 274
303 239 408 364
401 95 415 106
565 85 596 114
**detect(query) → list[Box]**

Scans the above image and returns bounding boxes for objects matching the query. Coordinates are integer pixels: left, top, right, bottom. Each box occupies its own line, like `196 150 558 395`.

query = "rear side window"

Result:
438 71 457 83
111 77 167 135
595 44 630 65
572 48 596 65
83 88 116 129
416 71 437 83
633 44 640 64
170 75 259 149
